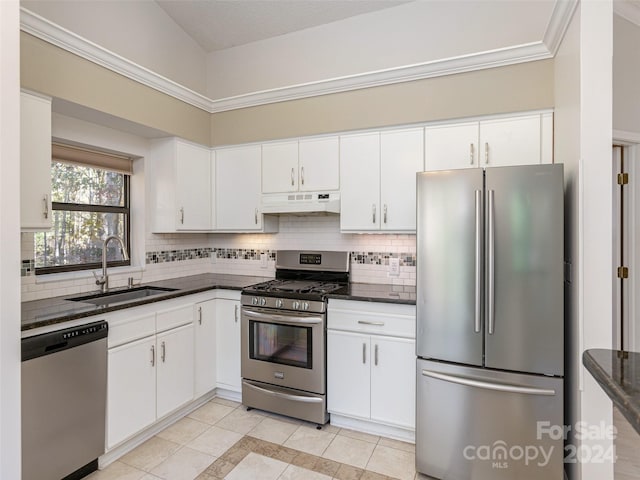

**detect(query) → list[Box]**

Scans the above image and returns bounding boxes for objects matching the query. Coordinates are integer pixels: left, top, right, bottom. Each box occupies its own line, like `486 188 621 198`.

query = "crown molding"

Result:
20 8 212 112
614 0 640 26
208 42 552 112
21 3 572 114
543 0 579 55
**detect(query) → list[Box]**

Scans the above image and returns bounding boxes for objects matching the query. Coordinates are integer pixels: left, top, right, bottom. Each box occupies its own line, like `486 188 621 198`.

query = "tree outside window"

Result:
35 161 130 274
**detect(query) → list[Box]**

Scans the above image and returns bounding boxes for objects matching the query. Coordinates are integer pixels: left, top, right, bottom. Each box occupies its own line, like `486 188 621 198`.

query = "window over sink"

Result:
34 143 131 275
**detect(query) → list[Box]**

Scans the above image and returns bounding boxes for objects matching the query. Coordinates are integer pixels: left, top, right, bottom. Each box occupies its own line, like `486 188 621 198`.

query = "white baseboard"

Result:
329 413 415 444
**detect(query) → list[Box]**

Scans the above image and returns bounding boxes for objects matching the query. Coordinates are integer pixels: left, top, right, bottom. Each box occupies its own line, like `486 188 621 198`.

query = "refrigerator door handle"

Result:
487 189 495 335
474 189 482 333
421 369 556 396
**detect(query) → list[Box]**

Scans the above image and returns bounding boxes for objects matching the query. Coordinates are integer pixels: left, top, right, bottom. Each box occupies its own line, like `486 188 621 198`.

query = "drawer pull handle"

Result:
358 320 385 326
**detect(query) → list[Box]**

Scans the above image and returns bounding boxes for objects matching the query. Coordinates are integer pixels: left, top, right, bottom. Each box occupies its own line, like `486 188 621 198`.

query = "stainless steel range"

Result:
241 250 349 426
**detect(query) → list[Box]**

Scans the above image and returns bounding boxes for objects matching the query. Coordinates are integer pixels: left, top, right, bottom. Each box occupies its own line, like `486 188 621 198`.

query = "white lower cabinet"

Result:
215 296 241 392
194 300 217 397
327 299 416 438
106 302 196 449
107 334 156 449
156 323 195 418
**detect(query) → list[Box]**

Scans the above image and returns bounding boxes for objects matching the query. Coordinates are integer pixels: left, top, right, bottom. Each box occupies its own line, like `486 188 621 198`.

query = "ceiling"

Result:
155 0 412 52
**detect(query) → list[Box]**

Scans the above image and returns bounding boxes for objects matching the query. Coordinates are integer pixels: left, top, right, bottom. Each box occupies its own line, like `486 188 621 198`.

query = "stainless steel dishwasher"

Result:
22 320 108 480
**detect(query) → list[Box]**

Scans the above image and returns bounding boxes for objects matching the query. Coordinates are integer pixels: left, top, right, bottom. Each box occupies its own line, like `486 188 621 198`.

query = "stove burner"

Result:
247 279 343 295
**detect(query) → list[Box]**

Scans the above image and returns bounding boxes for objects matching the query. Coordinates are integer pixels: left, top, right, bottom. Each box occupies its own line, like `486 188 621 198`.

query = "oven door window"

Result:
249 320 312 369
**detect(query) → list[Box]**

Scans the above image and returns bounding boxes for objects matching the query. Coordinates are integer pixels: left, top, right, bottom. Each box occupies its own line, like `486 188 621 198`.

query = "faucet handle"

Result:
92 270 105 286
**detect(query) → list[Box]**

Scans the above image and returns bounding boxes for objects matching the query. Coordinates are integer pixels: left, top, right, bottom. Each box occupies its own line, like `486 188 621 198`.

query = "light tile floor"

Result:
88 397 419 480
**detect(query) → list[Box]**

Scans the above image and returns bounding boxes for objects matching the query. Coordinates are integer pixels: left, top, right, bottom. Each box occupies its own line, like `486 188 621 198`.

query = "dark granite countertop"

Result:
21 273 266 332
22 275 417 332
327 282 416 305
583 349 640 435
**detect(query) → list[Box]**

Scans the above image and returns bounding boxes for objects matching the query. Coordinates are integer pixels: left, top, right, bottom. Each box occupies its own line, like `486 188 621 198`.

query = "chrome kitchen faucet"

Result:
95 235 129 293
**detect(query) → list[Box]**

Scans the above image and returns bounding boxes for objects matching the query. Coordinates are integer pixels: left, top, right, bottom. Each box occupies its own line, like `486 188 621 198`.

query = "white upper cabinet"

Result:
339 132 381 231
424 112 553 171
216 145 278 232
380 128 424 231
424 122 479 171
298 136 340 192
262 136 339 193
149 137 212 232
262 141 299 193
21 91 52 231
340 128 423 232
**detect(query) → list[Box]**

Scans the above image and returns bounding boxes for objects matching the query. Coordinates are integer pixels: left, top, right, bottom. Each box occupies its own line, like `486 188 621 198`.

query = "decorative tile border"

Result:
198 435 400 480
21 249 416 273
214 248 276 261
351 252 416 267
145 247 214 264
21 259 34 277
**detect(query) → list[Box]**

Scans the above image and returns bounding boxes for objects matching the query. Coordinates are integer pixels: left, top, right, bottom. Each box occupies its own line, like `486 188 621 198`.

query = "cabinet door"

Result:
156 324 195 418
479 115 542 168
194 300 216 397
370 336 416 428
327 330 371 419
262 141 299 193
175 141 211 230
20 92 52 231
298 136 339 192
339 133 381 231
216 145 263 230
424 122 479 171
215 299 241 391
107 336 156 448
380 128 424 231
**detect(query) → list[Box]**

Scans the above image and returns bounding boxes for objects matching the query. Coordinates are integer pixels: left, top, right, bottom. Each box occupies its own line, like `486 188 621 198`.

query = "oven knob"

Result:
260 298 267 306
293 301 300 310
302 302 310 311
276 299 283 308
252 297 258 306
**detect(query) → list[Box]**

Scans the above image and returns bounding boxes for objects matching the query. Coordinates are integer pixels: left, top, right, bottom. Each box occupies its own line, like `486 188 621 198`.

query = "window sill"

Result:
35 265 145 284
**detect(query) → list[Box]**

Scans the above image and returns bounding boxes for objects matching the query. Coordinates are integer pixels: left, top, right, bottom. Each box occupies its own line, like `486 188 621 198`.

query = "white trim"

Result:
543 0 579 55
21 3 572 113
614 0 640 27
614 129 640 144
209 42 552 113
20 8 212 112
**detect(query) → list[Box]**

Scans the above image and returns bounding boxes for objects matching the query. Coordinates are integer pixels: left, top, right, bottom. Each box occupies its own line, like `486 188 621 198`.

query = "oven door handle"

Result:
242 381 323 404
242 309 323 325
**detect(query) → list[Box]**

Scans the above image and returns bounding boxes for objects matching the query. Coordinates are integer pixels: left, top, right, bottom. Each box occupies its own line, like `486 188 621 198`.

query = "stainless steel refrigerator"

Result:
416 164 564 480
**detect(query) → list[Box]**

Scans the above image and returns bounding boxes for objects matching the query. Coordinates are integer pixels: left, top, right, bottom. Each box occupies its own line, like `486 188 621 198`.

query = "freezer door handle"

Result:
421 369 556 396
474 189 482 333
487 189 496 335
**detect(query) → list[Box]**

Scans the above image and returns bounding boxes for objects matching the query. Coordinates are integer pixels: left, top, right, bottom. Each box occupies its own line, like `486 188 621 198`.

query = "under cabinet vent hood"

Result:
261 192 340 214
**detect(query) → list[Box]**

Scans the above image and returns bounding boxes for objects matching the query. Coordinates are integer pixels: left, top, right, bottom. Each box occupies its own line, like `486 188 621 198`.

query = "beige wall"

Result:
613 14 640 134
20 33 211 145
20 30 554 149
211 59 554 146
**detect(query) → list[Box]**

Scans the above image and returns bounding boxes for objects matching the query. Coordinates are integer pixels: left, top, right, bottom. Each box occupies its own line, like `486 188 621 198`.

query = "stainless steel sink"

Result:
68 286 178 306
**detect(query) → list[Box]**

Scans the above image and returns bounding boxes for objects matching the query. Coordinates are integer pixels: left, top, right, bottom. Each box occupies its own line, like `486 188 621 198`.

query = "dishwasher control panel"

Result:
62 322 108 340
22 320 108 361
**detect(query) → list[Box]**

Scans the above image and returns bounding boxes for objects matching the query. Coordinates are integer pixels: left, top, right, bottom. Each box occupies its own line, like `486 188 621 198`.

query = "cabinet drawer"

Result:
156 304 194 332
327 299 416 338
108 313 156 348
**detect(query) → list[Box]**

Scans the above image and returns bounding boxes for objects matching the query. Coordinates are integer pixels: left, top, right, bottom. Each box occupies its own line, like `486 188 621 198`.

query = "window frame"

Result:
35 173 131 275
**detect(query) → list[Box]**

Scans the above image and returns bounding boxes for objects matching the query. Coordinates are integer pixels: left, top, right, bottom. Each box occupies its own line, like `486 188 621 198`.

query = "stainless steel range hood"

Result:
261 192 340 214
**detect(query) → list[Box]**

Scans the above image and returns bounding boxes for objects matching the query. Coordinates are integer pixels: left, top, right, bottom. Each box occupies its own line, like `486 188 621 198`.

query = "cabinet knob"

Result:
362 343 367 364
179 207 184 224
291 167 295 186
372 204 376 224
198 306 202 325
383 204 387 224
150 345 155 366
470 143 475 165
485 142 489 165
301 166 305 186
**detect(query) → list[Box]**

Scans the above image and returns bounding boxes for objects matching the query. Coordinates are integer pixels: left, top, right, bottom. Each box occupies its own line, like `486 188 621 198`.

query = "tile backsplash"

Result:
21 215 416 301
